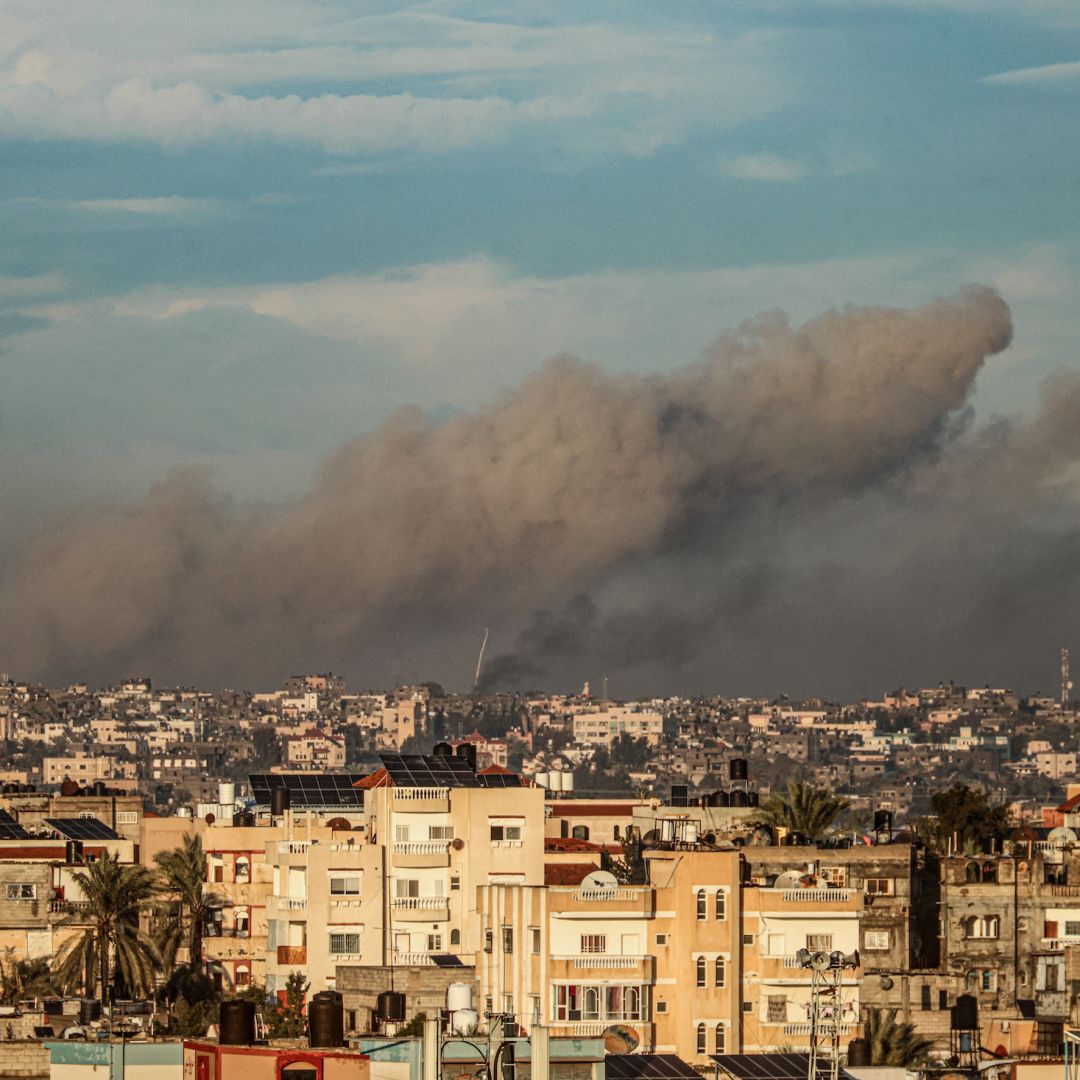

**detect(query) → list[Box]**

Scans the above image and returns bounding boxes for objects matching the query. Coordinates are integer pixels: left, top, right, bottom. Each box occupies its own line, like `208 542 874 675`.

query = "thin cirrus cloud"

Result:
719 143 876 182
984 59 1080 86
0 4 794 158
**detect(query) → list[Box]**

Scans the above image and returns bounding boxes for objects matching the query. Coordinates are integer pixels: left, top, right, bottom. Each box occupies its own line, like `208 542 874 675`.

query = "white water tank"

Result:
548 771 564 792
561 772 574 792
219 782 236 806
451 1008 479 1035
447 983 473 1013
533 772 549 790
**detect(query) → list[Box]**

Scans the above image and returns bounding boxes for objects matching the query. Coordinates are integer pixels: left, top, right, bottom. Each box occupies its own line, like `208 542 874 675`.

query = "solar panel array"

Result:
713 1055 855 1080
45 817 121 840
379 754 525 788
606 1055 701 1080
0 808 30 840
430 953 467 968
248 773 368 808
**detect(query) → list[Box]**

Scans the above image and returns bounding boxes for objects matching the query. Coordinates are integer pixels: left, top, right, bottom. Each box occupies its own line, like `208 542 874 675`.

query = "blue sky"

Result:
3 2 1080 691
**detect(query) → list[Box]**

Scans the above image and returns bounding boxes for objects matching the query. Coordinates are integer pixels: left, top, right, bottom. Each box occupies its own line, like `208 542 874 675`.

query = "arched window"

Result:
234 857 250 883
235 964 250 988
715 890 727 920
715 1024 726 1054
981 862 997 884
235 910 249 936
696 889 707 920
583 987 600 1020
624 987 640 1018
450 929 460 946
715 956 726 987
964 915 1000 939
697 1023 706 1055
613 825 621 840
965 862 982 883
572 825 590 841
696 957 706 987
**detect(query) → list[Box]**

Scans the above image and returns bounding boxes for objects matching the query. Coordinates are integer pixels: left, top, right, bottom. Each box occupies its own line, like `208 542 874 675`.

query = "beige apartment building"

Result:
477 848 864 1066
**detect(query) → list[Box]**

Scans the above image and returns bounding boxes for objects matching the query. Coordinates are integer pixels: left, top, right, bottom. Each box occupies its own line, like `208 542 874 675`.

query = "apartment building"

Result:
284 728 346 770
477 849 865 1067
571 706 665 747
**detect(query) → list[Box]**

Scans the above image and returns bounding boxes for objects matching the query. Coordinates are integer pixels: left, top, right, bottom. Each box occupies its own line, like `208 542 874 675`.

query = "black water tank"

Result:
671 784 689 807
43 999 63 1017
309 990 345 1047
716 790 730 806
874 810 893 835
219 999 256 1045
455 743 477 772
271 786 290 817
376 991 406 1024
79 1000 102 1025
730 789 748 807
747 791 759 807
65 840 83 864
847 1038 872 1067
953 994 978 1031
433 742 453 758
93 780 107 796
730 758 748 781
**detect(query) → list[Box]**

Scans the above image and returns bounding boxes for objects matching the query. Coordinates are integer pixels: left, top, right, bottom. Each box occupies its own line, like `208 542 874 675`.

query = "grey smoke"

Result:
0 286 1028 694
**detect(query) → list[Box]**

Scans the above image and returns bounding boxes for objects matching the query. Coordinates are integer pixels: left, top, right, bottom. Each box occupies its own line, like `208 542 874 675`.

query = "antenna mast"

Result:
473 627 490 691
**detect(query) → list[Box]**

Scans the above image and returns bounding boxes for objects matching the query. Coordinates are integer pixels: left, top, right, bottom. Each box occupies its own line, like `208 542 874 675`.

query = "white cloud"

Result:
0 272 64 301
72 196 225 215
0 3 795 159
984 59 1080 86
722 152 807 181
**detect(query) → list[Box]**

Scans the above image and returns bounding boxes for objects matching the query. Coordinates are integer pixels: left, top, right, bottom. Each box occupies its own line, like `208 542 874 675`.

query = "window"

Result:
395 824 410 842
235 965 251 988
767 995 787 1023
429 825 455 841
234 857 251 884
656 1001 668 1014
78 811 96 819
866 878 893 896
697 1023 707 1055
428 933 443 951
502 927 514 953
820 866 847 887
330 875 362 896
715 890 727 920
530 928 541 954
742 1002 753 1013
395 879 420 898
613 825 621 840
528 995 540 1024
484 929 493 953
964 915 1000 939
4 884 35 900
864 930 890 951
329 931 362 955
696 890 707 920
450 929 460 946
583 987 600 1020
715 1024 726 1054
921 985 931 1010
742 933 754 945
655 934 668 946
116 811 138 825
1065 921 1080 936
806 934 833 951
581 934 606 954
715 956 726 987
490 820 523 842
981 970 997 992
939 990 949 1010
451 876 460 891
696 957 707 987
346 1011 357 1033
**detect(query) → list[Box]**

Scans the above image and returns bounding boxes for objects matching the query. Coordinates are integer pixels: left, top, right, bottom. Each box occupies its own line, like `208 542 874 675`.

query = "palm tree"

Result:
863 1008 933 1066
753 780 852 842
154 833 217 971
0 948 55 1004
54 851 160 1003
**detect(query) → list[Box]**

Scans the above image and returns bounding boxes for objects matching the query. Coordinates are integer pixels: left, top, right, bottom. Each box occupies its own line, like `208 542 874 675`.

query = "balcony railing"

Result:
272 896 307 911
781 889 853 903
394 952 437 966
1041 938 1064 951
276 945 307 965
393 841 450 855
50 899 91 913
392 896 448 909
554 955 644 969
394 787 449 800
782 1023 856 1036
277 841 309 854
573 887 645 901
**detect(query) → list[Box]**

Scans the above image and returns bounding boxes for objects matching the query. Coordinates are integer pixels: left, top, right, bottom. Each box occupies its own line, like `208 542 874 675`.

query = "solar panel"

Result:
248 773 368 808
378 753 526 789
607 1055 701 1080
430 954 467 968
0 820 30 839
0 808 17 824
712 1054 855 1080
45 818 120 840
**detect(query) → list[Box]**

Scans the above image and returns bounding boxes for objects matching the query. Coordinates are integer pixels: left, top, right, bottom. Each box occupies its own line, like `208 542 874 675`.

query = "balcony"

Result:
782 1022 855 1037
391 896 449 921
277 841 310 855
1041 938 1064 951
271 896 307 911
781 889 854 903
393 840 450 868
553 955 651 971
393 788 450 812
552 886 654 917
276 945 307 965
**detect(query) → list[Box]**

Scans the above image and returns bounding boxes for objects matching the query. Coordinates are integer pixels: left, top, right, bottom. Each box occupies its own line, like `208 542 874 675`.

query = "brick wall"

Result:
0 1040 50 1079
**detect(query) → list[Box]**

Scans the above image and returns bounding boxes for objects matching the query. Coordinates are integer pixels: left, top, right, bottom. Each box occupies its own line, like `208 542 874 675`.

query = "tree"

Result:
267 972 309 1039
916 783 1012 855
250 727 281 771
54 852 161 1002
0 949 54 1004
154 833 217 970
753 781 852 842
863 1008 933 1066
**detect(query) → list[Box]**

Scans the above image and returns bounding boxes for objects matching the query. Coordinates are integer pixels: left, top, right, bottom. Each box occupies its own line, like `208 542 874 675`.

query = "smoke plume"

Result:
0 287 1028 693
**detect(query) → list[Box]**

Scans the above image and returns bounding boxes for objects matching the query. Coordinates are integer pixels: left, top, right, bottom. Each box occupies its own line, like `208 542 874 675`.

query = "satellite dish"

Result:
1049 826 1077 846
642 829 660 847
880 975 894 990
581 870 618 890
204 813 216 825
749 825 773 847
603 1025 640 1054
775 870 804 889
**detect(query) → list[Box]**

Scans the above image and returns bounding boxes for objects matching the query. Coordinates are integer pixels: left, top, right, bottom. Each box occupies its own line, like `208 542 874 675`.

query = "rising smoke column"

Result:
0 287 1013 686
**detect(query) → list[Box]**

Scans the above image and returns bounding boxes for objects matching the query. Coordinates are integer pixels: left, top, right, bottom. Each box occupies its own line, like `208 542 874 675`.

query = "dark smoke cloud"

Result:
0 287 1029 694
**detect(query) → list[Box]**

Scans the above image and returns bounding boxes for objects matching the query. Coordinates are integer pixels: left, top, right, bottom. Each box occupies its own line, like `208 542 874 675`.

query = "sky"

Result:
2 1 1080 697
